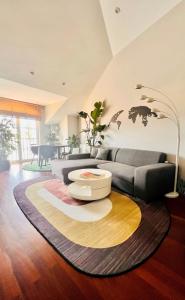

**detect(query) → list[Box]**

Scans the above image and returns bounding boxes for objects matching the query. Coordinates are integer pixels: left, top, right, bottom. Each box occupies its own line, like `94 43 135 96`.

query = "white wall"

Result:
68 115 80 137
83 1 185 178
60 115 80 144
45 101 66 124
60 116 68 144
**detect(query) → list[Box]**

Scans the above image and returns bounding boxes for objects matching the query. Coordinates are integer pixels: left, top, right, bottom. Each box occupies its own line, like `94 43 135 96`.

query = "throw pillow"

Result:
90 147 98 158
96 148 109 160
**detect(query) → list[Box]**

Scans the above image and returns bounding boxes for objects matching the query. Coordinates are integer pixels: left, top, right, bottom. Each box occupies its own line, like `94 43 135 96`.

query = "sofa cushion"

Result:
107 148 119 162
115 148 166 167
97 162 135 184
97 162 135 195
96 148 109 160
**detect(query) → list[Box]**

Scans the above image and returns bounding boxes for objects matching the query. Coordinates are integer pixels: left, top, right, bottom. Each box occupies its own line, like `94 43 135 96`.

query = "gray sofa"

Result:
51 148 175 202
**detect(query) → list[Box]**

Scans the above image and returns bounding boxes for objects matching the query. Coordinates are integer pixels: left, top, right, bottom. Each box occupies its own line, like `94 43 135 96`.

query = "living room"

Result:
0 1 184 300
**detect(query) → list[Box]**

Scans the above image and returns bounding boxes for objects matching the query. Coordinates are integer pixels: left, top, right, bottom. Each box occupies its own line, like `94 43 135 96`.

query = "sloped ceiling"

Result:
100 0 182 55
0 78 66 106
0 0 112 104
0 0 183 123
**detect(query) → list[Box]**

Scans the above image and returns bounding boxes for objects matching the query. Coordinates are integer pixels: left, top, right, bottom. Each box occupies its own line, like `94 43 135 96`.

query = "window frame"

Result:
0 114 40 162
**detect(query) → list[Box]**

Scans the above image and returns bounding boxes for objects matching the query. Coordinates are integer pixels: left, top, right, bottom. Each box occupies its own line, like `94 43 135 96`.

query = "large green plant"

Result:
0 118 17 160
79 101 107 146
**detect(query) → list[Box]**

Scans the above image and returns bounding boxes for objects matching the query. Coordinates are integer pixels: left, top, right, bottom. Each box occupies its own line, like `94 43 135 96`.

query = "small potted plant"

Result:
66 134 80 154
46 125 59 145
0 118 17 171
47 131 59 145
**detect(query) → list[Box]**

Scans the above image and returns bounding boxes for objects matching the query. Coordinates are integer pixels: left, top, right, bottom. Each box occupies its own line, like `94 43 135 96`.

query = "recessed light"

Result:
115 7 121 14
30 71 35 75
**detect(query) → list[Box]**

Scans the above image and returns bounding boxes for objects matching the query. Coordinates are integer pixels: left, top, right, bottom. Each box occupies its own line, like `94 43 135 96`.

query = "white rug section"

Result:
37 188 112 222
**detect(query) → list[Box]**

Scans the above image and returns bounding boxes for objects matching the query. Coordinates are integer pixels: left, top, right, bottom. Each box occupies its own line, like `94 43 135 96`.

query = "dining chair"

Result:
38 145 57 168
30 145 39 164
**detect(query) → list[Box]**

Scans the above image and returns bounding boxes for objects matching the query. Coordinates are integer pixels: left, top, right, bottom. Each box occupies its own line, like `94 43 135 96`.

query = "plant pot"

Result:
0 160 10 172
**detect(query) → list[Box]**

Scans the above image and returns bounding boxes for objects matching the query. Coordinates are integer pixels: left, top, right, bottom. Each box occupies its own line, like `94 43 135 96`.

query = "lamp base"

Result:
165 191 179 198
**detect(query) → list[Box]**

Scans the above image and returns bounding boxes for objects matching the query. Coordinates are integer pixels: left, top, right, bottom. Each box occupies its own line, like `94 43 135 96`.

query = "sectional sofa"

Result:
51 147 175 202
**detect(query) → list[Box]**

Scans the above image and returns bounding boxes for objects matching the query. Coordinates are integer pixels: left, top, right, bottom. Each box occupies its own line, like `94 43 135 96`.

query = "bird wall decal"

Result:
108 110 124 130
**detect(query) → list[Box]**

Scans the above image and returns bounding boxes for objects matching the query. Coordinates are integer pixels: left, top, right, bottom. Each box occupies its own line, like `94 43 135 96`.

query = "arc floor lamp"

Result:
136 84 180 198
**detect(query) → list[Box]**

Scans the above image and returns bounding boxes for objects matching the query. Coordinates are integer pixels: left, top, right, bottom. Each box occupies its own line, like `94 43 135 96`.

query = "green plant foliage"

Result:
46 125 59 144
79 111 88 119
66 134 80 148
0 118 17 160
78 101 107 146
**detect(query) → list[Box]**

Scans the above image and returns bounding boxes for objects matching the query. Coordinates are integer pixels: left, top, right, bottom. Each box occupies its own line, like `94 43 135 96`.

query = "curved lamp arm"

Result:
136 84 178 115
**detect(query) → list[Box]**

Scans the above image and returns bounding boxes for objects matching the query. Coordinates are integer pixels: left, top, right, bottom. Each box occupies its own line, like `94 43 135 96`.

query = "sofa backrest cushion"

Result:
107 148 119 162
96 148 109 160
115 148 166 167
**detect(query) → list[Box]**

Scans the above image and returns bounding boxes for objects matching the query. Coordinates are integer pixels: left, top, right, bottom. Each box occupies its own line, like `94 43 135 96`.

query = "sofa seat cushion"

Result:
97 162 135 183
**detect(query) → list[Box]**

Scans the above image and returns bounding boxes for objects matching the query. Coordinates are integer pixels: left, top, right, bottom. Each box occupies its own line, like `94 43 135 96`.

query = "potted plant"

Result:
0 118 17 171
47 131 59 145
46 125 60 145
66 134 80 154
79 101 107 147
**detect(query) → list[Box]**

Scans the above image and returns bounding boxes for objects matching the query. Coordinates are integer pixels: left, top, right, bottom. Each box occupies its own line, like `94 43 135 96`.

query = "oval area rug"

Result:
14 176 170 277
22 162 51 172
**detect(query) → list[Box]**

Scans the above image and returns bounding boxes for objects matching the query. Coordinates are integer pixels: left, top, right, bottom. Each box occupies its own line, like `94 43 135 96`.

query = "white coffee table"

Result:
68 168 112 201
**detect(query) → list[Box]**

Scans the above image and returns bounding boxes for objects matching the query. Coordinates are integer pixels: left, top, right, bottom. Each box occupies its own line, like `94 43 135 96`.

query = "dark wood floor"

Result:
0 164 184 300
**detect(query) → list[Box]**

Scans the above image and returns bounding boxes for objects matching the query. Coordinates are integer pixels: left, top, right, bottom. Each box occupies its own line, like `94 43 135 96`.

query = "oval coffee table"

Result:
68 168 112 201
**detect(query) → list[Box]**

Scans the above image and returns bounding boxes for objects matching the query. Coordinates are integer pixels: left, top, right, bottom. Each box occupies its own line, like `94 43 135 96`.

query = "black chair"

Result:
38 145 57 168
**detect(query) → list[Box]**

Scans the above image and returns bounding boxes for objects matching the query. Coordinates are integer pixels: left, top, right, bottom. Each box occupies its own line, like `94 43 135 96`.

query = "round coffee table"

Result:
68 168 112 201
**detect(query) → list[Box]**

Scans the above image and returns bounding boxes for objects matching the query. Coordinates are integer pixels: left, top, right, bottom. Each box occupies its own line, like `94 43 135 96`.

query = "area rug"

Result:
22 162 51 172
14 177 170 277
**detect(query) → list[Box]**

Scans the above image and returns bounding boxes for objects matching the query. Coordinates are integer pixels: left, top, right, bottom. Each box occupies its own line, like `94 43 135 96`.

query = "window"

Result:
19 118 38 160
0 114 40 162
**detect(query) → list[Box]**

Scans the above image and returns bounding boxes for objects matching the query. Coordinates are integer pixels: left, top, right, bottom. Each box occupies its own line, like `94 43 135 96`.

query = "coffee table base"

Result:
68 182 111 201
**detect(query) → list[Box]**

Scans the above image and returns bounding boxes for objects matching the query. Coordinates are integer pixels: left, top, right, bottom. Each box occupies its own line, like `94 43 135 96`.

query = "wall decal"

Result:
128 106 157 126
108 110 124 130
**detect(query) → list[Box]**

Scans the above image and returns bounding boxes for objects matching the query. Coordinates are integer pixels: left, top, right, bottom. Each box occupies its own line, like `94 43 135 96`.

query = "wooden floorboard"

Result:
0 164 184 300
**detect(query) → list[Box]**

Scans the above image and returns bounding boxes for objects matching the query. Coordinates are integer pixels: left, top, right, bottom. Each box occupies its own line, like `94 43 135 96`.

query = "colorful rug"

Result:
14 177 170 276
22 162 51 172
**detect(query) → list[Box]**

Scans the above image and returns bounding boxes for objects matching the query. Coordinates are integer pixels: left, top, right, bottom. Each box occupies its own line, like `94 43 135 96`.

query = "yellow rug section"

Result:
26 181 142 248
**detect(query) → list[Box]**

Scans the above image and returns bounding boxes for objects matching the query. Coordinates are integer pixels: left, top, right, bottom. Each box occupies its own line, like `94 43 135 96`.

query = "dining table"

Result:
30 144 71 162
